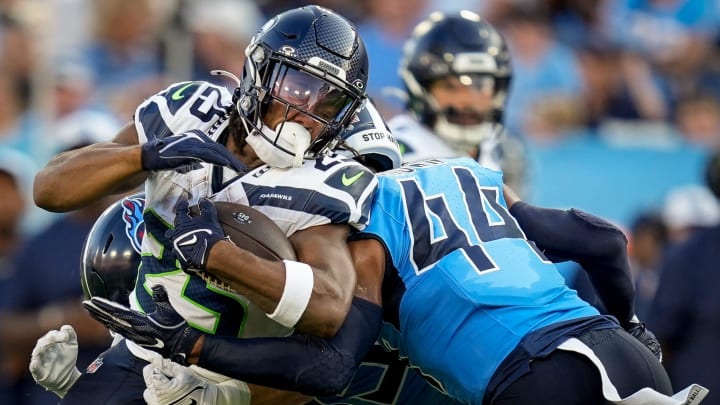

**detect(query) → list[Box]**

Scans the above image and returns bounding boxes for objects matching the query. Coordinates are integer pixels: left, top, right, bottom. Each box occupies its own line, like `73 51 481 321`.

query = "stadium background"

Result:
0 0 718 403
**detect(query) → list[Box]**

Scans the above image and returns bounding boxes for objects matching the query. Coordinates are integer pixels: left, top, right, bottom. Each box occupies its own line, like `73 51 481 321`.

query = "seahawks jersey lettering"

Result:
359 158 599 404
128 82 377 347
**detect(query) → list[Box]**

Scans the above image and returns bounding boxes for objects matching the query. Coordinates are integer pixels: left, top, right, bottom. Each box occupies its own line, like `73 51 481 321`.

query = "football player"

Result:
87 153 710 404
82 133 710 404
33 5 384 403
31 103 458 405
390 11 527 194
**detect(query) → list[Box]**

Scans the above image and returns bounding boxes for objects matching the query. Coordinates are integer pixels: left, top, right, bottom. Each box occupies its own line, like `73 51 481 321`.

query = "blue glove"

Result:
140 130 247 173
82 285 200 365
166 198 227 271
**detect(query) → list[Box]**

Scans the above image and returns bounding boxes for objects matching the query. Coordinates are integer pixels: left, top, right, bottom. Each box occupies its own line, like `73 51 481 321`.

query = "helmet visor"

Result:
269 63 356 123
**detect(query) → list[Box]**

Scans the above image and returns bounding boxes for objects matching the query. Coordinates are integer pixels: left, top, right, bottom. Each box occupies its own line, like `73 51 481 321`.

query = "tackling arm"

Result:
505 186 635 326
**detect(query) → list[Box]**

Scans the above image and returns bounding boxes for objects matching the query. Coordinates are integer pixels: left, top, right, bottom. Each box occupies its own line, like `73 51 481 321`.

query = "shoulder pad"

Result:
134 81 233 143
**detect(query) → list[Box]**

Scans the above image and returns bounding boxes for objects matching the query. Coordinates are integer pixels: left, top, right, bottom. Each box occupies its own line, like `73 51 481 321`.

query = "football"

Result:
189 201 296 292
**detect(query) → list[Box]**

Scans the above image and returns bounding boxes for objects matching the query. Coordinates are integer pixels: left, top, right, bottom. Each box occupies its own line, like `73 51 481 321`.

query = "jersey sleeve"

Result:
134 81 233 145
316 160 377 230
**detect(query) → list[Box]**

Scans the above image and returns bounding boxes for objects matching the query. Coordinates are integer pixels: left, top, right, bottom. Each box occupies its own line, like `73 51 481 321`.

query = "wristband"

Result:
266 260 314 328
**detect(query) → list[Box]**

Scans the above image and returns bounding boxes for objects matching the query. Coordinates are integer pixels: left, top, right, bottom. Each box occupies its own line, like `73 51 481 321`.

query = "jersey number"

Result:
400 166 525 274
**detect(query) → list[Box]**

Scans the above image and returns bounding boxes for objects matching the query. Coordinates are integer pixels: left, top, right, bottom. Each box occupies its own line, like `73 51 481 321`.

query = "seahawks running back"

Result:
34 6 382 404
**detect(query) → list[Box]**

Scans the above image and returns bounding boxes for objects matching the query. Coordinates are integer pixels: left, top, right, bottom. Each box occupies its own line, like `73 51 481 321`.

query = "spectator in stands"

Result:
627 211 668 320
0 119 122 405
0 148 39 404
647 148 720 398
661 184 720 244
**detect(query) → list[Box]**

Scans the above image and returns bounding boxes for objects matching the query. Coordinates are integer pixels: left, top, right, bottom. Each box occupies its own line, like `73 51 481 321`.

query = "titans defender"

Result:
33 6 384 403
84 157 687 404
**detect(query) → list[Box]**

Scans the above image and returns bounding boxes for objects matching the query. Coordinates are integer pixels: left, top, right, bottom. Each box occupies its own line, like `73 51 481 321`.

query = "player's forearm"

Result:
34 143 146 212
206 242 352 337
206 242 289 319
195 297 382 396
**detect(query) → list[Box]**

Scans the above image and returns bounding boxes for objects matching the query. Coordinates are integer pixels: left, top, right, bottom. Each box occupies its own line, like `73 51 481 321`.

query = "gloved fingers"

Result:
82 298 135 328
29 356 49 381
197 198 217 216
31 330 68 357
144 363 171 386
59 325 77 343
175 199 191 226
152 357 184 378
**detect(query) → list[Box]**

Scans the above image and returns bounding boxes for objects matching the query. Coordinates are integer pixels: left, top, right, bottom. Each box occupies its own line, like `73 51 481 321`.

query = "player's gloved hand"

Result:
143 358 252 405
141 129 247 173
143 358 210 405
625 319 663 362
82 285 200 365
166 198 228 271
29 325 82 398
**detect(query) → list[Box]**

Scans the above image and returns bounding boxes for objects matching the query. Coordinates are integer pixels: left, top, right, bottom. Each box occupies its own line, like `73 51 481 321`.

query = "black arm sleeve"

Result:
510 201 635 326
197 297 382 396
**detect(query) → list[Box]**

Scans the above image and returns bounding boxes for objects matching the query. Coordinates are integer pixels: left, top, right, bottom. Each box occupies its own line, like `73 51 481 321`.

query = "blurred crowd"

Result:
0 0 719 403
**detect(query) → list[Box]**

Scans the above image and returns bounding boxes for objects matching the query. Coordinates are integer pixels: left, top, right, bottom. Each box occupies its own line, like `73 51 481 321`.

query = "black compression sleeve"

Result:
510 201 635 326
197 297 382 396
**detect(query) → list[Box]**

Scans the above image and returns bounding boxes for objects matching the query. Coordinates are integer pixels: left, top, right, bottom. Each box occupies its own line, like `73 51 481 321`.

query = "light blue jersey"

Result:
359 158 600 404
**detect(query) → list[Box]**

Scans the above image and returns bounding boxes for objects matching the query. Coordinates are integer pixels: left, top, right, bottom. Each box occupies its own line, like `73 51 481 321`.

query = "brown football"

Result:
189 201 296 291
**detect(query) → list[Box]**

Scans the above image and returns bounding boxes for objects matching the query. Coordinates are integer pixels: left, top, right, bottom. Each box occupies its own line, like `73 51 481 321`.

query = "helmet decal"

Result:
121 195 145 254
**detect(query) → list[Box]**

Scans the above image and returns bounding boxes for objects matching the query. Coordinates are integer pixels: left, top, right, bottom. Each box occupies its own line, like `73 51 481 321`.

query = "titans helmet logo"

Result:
121 196 146 254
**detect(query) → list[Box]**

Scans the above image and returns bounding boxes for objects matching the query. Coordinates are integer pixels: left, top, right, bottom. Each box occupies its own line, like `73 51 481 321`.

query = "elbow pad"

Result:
510 202 627 262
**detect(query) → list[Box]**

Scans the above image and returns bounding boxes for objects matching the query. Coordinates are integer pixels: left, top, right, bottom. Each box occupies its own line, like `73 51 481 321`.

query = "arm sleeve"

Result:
198 297 382 396
510 201 635 326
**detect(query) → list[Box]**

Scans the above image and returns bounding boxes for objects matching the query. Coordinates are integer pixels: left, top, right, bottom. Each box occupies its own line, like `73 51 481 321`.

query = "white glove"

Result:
143 358 250 405
29 325 82 398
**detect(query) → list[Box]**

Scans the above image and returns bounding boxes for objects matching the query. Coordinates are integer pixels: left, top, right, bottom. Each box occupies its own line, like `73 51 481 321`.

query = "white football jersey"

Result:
127 81 377 342
389 113 523 183
388 114 459 163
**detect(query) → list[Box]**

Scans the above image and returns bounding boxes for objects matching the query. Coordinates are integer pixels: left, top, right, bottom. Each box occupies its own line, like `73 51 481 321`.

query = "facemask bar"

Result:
236 44 365 160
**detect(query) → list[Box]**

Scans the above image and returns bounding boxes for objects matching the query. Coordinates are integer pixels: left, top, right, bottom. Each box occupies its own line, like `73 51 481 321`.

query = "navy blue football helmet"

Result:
235 5 369 167
400 11 511 146
80 193 145 306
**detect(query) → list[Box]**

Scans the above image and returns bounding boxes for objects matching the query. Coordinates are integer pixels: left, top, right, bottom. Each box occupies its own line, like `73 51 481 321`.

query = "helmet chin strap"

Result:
246 121 311 168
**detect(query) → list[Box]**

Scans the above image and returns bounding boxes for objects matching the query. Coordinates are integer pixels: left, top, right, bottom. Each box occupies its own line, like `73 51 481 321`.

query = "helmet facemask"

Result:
236 43 365 168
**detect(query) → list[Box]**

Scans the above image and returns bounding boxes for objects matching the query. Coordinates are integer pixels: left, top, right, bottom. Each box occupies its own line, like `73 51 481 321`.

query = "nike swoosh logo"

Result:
178 234 198 247
144 338 165 349
171 83 194 100
342 171 364 186
171 385 203 405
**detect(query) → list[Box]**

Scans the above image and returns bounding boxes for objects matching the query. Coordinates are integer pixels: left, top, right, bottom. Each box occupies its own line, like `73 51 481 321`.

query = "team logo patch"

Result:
86 357 104 374
121 196 146 254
